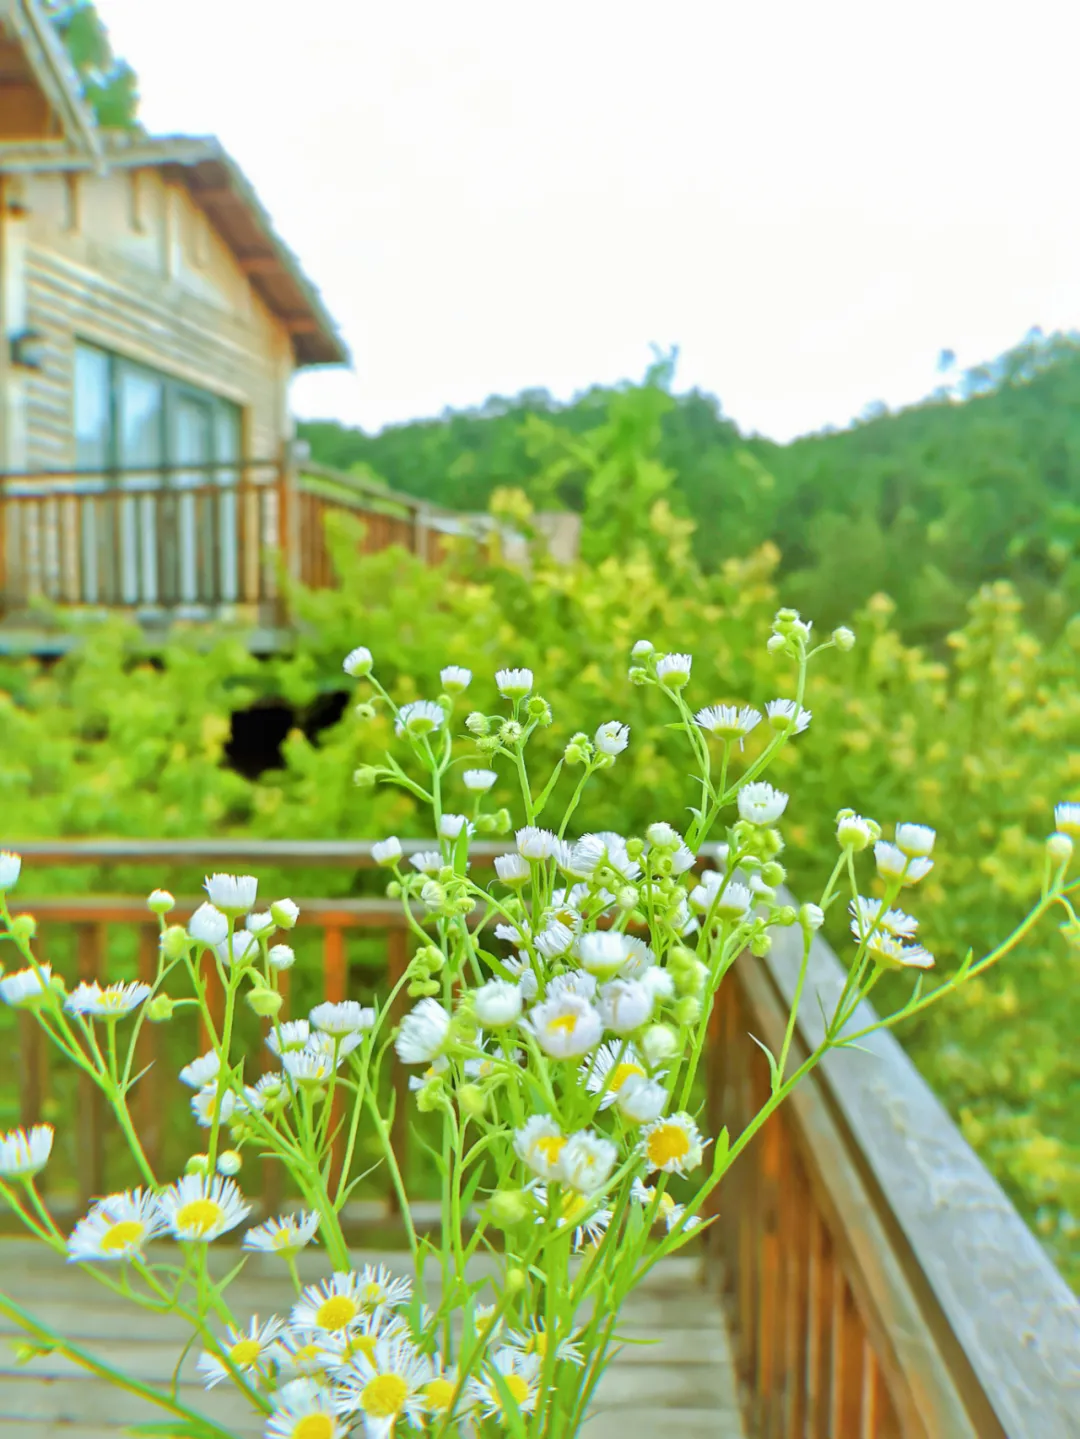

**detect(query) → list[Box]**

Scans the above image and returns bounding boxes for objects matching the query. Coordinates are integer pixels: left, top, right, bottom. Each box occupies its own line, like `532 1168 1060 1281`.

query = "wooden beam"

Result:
239 254 280 275
189 185 235 206
283 316 321 334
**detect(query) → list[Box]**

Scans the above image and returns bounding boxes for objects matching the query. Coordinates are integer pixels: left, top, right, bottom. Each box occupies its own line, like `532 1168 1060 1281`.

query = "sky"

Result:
96 0 1080 441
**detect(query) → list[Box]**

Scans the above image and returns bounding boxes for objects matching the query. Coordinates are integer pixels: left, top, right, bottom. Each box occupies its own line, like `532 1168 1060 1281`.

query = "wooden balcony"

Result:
3 840 1078 1437
0 458 473 651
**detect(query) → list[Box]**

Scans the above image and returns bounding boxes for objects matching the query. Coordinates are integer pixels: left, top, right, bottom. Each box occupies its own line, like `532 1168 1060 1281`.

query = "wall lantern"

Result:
9 329 46 371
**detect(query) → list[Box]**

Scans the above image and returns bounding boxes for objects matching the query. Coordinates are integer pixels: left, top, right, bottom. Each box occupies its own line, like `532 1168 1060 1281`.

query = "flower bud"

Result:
343 645 373 677
185 1154 210 1176
247 986 284 1018
146 994 176 1023
628 666 649 685
489 1189 532 1229
641 1023 679 1065
354 701 377 720
268 944 295 970
766 634 786 653
750 931 773 958
147 889 175 915
761 861 786 887
216 1150 242 1176
9 913 36 943
505 1266 527 1294
836 811 877 851
673 995 701 1026
156 924 188 960
271 899 300 929
833 626 856 651
1047 832 1073 867
615 885 639 911
800 903 825 932
465 711 490 736
772 905 798 927
353 765 380 789
458 1083 486 1118
631 639 655 658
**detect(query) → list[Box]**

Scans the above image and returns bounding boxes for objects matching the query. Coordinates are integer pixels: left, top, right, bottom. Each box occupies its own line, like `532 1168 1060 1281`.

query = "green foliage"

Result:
4 379 1079 1285
300 328 1080 646
45 0 139 129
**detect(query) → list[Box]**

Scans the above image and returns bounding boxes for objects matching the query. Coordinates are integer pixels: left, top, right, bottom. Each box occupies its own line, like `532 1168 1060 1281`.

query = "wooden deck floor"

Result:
0 1242 746 1437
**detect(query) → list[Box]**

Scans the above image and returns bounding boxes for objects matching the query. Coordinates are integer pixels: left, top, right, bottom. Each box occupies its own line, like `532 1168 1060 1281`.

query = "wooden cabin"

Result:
0 0 473 651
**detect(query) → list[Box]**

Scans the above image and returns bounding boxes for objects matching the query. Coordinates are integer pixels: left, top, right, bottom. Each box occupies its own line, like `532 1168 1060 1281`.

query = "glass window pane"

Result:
117 366 164 470
74 344 111 472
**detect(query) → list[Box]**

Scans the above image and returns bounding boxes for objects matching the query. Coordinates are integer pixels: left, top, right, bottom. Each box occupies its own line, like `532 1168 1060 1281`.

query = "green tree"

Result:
46 0 139 129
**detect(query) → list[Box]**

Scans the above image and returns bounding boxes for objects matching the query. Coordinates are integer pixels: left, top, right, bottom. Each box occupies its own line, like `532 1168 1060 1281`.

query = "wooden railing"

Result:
0 459 477 623
4 841 1079 1436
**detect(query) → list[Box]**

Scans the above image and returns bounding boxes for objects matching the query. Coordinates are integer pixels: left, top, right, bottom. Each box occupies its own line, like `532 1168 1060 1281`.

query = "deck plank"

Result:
0 1241 746 1436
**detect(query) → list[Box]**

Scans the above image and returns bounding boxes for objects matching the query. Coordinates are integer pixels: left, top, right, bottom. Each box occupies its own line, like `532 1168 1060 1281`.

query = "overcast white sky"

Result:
97 0 1080 440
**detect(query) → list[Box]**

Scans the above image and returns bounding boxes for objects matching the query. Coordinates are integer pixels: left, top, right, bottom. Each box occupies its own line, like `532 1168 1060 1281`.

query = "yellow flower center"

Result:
476 1311 496 1337
99 1219 145 1253
534 1135 566 1166
647 1124 691 1169
360 1281 386 1307
316 1295 360 1330
525 1330 548 1357
658 1192 676 1215
343 1332 378 1362
560 1193 589 1223
293 1344 324 1365
424 1377 456 1411
228 1338 262 1367
502 1372 530 1407
174 1199 224 1236
609 1061 645 1092
361 1373 409 1418
272 1229 296 1250
548 1013 579 1036
292 1417 335 1439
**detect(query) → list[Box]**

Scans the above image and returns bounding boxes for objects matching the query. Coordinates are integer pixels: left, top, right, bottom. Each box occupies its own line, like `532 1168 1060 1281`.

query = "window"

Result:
73 343 243 606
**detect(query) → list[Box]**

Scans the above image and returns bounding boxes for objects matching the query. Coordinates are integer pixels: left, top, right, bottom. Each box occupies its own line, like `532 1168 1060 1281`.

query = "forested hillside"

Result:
301 330 1080 643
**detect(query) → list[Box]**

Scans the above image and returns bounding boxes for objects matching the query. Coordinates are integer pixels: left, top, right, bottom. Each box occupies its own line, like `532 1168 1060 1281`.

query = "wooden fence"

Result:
4 841 1080 1437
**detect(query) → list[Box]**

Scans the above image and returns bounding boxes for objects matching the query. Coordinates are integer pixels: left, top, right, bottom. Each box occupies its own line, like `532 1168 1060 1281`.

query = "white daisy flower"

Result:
267 1021 311 1057
639 1112 707 1176
408 1055 450 1093
245 911 275 938
766 698 812 734
631 1178 701 1234
837 812 876 849
215 931 260 967
598 978 653 1034
243 1210 321 1257
64 981 151 1020
343 645 374 677
409 850 443 876
506 1319 584 1367
203 873 257 916
494 919 530 946
307 1031 364 1064
522 993 603 1059
179 1051 220 1090
617 936 657 980
271 898 300 929
894 823 937 858
695 704 761 741
419 1356 475 1421
469 1347 542 1420
440 664 472 693
191 1083 237 1129
516 826 557 861
494 852 531 885
737 782 789 825
266 1379 344 1438
473 980 523 1029
319 1308 411 1373
332 1335 430 1431
866 934 935 971
594 720 630 755
1054 802 1080 838
533 1186 612 1250
0 851 21 890
583 1041 652 1109
874 841 933 885
0 964 52 1008
187 902 229 946
462 768 497 792
158 1174 250 1242
576 931 631 980
690 872 753 920
66 1187 166 1262
495 667 534 700
514 1115 568 1180
849 897 918 941
534 920 576 961
394 699 446 738
243 1073 286 1110
281 1049 337 1086
147 888 174 914
372 837 403 866
616 1074 668 1123
569 832 641 882
310 1001 376 1037
641 967 675 1002
546 970 598 1001
394 998 451 1064
439 812 470 840
270 1334 337 1379
560 1131 618 1194
655 653 692 687
196 1315 284 1388
0 1124 53 1179
268 944 296 970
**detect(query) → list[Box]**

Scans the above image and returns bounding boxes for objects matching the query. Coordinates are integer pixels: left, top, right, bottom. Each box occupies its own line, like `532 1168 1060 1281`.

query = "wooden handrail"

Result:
3 844 1078 1434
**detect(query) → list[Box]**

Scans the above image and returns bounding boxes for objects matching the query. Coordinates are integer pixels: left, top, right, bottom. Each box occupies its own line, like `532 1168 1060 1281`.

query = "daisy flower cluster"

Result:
0 611 1075 1439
